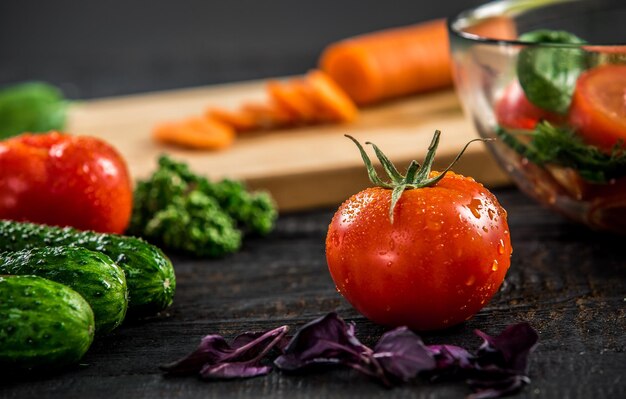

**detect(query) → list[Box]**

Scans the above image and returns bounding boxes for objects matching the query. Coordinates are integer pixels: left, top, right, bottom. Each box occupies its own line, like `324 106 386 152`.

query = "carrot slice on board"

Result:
304 70 358 123
153 117 235 150
267 80 318 122
290 79 336 123
207 108 257 132
267 100 299 126
241 102 294 129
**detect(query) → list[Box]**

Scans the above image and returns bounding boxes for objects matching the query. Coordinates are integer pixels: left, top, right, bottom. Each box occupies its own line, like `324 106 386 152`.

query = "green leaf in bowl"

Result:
516 29 587 114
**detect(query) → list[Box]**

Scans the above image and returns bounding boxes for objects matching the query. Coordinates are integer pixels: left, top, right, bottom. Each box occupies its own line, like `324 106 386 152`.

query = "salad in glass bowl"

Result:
449 0 626 232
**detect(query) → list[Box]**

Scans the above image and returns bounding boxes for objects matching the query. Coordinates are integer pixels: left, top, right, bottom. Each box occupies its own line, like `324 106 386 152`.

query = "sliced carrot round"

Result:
153 117 235 150
304 70 359 123
241 102 294 129
291 79 336 123
207 108 257 132
267 80 318 122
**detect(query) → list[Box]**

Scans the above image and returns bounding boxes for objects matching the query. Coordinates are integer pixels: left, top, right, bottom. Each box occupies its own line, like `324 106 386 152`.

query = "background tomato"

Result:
569 64 626 150
0 132 133 233
495 80 564 130
326 171 512 331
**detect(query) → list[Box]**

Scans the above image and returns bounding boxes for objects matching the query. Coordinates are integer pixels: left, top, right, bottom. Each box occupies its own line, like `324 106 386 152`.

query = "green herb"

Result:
517 29 587 114
496 122 626 183
130 155 277 257
0 82 68 139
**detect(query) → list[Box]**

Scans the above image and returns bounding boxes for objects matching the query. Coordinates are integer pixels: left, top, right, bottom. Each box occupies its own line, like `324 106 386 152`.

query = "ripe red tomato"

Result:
495 80 563 130
569 64 626 150
326 171 512 331
0 132 133 233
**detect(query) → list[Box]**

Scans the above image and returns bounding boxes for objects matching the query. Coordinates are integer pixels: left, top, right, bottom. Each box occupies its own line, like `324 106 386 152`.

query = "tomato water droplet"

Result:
467 198 483 219
344 278 349 285
487 208 496 220
498 239 505 254
386 261 393 268
330 231 341 246
482 226 488 233
491 260 499 272
465 275 476 286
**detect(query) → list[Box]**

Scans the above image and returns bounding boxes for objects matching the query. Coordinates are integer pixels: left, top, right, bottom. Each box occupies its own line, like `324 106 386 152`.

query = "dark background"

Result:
0 0 482 99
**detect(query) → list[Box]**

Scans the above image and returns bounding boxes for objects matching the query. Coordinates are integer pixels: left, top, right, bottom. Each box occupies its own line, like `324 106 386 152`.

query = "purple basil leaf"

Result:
467 374 531 399
372 327 436 381
427 345 474 369
162 325 288 378
231 331 265 348
474 322 539 373
232 331 292 354
200 362 272 380
274 312 369 371
225 325 289 363
161 335 233 375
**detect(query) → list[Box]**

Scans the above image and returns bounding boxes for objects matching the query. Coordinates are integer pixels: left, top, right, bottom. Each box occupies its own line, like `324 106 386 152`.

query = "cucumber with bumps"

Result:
0 275 95 370
0 220 175 316
0 247 128 334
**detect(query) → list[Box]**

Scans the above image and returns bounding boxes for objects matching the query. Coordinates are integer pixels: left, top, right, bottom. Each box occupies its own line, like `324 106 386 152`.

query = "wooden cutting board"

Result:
68 80 510 211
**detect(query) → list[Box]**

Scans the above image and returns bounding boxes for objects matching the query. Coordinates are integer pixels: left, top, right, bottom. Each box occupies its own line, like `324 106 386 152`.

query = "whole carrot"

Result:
320 17 516 105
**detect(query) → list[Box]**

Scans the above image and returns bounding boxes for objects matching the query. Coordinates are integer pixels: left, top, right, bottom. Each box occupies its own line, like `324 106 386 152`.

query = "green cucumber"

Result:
0 275 95 370
0 220 175 316
0 247 128 334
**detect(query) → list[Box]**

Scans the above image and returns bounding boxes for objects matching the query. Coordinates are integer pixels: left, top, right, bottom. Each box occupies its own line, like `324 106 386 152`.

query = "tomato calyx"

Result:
346 131 486 222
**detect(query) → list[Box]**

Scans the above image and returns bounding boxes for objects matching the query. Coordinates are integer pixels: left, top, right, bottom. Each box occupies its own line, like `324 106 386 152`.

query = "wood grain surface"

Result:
67 83 509 211
2 188 624 399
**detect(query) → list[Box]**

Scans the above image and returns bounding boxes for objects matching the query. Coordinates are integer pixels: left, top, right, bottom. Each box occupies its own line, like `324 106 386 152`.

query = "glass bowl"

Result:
449 0 626 233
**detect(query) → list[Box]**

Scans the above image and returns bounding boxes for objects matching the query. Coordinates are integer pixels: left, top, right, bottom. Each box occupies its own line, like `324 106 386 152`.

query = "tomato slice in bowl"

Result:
569 64 626 150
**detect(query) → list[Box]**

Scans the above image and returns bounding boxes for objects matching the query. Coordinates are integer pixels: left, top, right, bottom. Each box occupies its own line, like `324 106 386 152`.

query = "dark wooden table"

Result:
1 189 624 398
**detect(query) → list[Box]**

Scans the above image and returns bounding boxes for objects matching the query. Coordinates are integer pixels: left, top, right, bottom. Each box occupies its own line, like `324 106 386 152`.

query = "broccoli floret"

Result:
129 155 277 257
199 179 277 235
153 156 277 234
144 191 241 257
